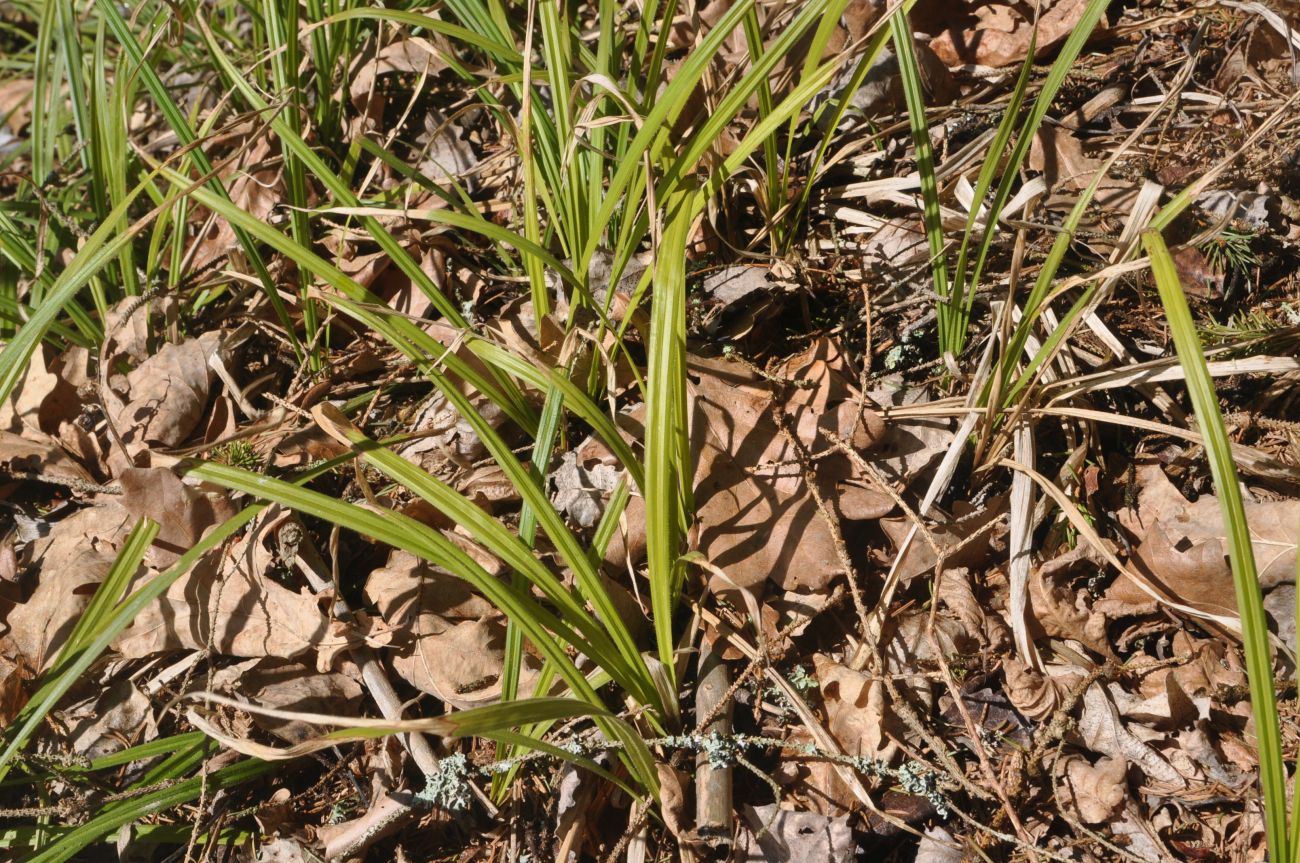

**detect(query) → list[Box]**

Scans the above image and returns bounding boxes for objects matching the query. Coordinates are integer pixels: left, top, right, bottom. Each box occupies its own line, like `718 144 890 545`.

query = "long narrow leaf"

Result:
1144 229 1288 859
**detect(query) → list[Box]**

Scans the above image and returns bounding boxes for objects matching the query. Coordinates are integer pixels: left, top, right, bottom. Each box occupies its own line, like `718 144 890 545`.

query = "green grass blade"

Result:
578 0 759 270
1143 229 1288 860
889 10 951 352
58 519 158 659
184 462 609 710
93 0 299 352
160 175 537 431
0 507 260 782
16 759 275 863
312 406 658 709
0 168 160 406
955 0 1111 356
645 187 693 689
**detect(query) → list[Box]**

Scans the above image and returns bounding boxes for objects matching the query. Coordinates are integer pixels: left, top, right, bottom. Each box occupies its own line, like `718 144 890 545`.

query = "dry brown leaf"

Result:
254 837 321 863
103 295 179 364
1028 544 1111 654
415 112 480 183
367 549 496 622
878 498 1006 583
118 467 236 568
3 345 85 437
349 37 447 107
190 138 282 271
555 759 599 863
704 266 769 306
551 451 622 529
1076 682 1184 787
1002 658 1086 721
0 653 29 726
1172 245 1225 299
655 763 691 843
1115 465 1300 617
115 528 352 661
6 503 135 671
240 659 364 744
316 792 422 860
884 608 985 711
0 79 34 133
860 219 930 268
106 332 219 456
929 0 1103 68
1029 127 1103 192
733 804 854 862
365 550 538 708
914 826 964 863
1106 674 1197 730
690 340 890 599
814 654 900 765
1055 754 1127 824
867 383 954 488
776 728 859 816
60 679 156 760
0 431 92 484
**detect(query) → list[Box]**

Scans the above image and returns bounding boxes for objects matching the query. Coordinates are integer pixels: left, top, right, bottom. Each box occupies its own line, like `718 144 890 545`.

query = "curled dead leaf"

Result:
8 503 135 671
115 526 353 661
928 0 1107 68
118 467 236 568
1002 658 1085 722
1076 682 1184 787
814 654 900 765
1116 465 1300 618
1055 754 1127 824
365 550 538 709
107 332 219 456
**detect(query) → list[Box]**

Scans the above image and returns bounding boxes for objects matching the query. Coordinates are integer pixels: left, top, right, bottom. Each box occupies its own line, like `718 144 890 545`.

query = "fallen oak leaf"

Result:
928 0 1106 68
106 331 220 456
690 342 891 599
114 528 354 661
814 654 901 765
732 804 855 863
999 458 1244 632
1115 464 1300 617
0 430 92 484
1076 682 1183 787
6 502 135 672
1055 754 1127 824
365 550 541 710
118 466 237 568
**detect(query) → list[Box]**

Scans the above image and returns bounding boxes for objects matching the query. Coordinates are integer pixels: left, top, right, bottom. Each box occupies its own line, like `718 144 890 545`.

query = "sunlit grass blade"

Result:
93 0 299 352
889 9 951 352
1143 228 1288 860
57 519 157 659
578 0 760 270
311 404 659 711
0 507 259 782
953 0 1110 357
156 173 537 430
262 0 320 367
185 462 607 707
645 187 693 692
190 16 506 341
186 460 658 792
0 166 167 406
784 21 894 252
16 758 275 863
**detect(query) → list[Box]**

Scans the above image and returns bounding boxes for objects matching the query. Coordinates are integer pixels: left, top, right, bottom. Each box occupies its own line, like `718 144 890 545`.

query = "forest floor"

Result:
2 0 1300 861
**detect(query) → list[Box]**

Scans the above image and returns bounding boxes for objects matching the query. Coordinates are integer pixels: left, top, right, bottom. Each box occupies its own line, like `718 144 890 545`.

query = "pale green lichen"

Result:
419 753 472 811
